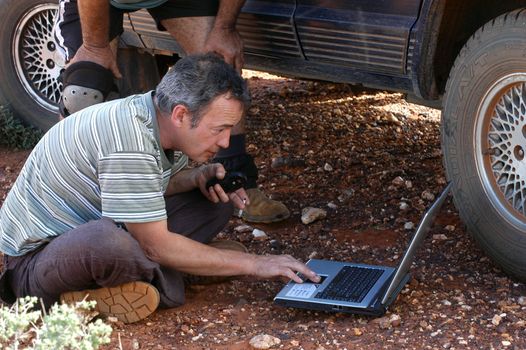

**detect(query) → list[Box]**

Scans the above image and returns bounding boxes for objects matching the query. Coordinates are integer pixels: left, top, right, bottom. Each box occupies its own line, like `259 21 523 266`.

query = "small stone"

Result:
392 176 404 186
399 202 409 210
405 180 413 189
433 234 448 241
421 190 435 201
353 328 363 336
323 163 333 171
191 334 203 341
327 202 338 209
290 340 300 347
502 341 512 347
301 207 327 225
308 251 318 259
492 314 503 326
252 229 269 241
249 334 281 349
404 222 414 230
517 296 526 305
444 225 455 232
234 224 252 233
379 317 391 329
106 316 119 323
269 239 282 250
337 189 355 203
389 314 401 327
333 108 343 116
387 113 402 125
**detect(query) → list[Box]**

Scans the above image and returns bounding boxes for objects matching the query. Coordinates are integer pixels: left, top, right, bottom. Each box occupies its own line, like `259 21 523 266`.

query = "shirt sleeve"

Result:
98 152 167 222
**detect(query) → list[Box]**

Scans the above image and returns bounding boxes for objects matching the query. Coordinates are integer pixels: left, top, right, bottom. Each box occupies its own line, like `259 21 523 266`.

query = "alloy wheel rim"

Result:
476 73 526 230
13 4 64 113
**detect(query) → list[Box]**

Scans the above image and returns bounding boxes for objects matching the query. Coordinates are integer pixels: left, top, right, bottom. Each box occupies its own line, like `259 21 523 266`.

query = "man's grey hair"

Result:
155 54 251 127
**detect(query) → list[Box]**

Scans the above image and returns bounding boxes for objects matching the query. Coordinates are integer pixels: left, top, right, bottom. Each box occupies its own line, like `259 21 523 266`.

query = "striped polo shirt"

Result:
0 92 188 256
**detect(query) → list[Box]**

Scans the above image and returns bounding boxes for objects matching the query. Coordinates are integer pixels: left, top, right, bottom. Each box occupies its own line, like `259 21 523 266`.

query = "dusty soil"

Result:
1 71 526 349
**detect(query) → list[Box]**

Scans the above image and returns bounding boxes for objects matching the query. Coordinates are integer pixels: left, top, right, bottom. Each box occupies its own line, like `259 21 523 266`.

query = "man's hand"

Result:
69 44 122 79
204 27 244 74
251 254 321 283
196 163 249 209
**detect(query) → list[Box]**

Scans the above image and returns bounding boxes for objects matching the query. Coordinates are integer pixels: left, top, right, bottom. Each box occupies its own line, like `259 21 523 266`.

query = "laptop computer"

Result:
274 182 452 316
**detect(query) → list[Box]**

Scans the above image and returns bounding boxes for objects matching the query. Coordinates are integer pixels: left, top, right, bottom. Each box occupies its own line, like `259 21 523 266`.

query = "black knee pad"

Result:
59 61 118 117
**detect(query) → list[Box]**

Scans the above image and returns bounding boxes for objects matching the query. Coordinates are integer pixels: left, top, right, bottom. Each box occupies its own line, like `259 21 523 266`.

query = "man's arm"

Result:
204 0 246 72
125 220 319 282
71 0 122 78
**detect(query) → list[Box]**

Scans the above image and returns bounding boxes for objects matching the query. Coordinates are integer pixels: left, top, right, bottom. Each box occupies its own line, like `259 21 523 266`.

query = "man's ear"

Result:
171 105 189 127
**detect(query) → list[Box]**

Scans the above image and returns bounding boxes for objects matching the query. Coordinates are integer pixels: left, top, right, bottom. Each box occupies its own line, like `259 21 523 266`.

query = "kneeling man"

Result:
0 54 319 323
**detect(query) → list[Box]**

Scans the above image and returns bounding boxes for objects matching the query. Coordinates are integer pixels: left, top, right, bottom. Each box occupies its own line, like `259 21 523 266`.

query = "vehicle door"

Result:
294 0 423 76
237 0 302 60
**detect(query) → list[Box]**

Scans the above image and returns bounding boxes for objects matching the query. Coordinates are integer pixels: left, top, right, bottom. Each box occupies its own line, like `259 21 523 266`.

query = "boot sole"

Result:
60 281 159 324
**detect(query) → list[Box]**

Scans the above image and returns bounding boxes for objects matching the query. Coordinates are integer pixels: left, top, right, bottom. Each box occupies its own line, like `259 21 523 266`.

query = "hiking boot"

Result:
241 188 290 223
184 240 248 285
60 281 159 324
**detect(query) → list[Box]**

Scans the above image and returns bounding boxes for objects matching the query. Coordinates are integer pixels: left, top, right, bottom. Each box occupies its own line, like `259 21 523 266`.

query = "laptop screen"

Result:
380 182 452 305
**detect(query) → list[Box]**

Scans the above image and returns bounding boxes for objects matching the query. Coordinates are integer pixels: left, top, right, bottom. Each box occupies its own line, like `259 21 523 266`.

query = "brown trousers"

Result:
0 190 233 308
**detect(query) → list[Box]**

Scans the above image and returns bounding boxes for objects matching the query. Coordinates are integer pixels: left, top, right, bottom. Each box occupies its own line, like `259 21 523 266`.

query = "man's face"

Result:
178 94 244 163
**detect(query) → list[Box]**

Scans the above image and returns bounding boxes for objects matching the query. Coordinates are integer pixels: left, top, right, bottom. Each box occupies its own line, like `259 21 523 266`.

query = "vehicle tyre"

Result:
0 0 63 131
442 9 526 281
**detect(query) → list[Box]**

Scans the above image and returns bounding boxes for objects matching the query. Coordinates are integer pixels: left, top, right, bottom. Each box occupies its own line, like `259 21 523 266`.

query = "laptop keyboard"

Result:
315 266 384 303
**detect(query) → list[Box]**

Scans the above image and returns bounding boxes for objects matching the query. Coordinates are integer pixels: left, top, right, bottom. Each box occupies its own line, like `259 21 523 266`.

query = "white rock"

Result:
392 176 404 186
399 202 409 210
389 314 401 327
301 207 327 225
404 222 415 230
191 334 203 341
308 251 318 259
518 296 526 305
234 224 253 233
421 190 435 201
492 314 503 326
444 225 455 232
252 229 268 241
249 334 281 349
405 180 413 189
433 234 448 241
327 202 338 209
323 163 333 171
106 316 119 323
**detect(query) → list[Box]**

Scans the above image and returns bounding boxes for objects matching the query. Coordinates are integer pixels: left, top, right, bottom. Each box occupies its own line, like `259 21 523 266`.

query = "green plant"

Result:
0 106 43 149
0 296 113 350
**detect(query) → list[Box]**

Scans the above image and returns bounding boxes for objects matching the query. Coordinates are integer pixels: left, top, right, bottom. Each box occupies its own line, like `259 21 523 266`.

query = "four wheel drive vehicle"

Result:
1 0 526 280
